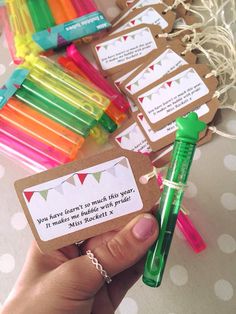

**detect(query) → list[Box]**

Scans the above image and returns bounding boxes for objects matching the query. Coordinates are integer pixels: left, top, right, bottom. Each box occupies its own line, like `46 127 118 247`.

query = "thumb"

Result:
57 213 158 298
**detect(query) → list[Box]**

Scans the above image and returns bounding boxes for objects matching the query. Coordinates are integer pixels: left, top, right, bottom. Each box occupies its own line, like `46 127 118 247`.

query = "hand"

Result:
2 213 158 314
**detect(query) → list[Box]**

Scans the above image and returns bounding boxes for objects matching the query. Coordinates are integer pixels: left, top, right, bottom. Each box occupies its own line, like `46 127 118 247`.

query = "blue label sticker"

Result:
33 11 111 50
0 68 29 109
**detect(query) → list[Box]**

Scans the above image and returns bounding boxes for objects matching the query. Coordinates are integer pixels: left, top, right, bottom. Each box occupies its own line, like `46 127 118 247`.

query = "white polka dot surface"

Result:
10 212 28 231
226 120 236 134
184 181 198 198
0 164 5 179
0 64 6 76
174 226 185 240
0 254 15 274
220 192 236 211
224 154 236 171
2 33 8 48
118 297 138 314
228 87 236 101
214 280 234 301
169 265 188 286
217 234 236 254
193 148 201 161
106 6 120 18
1 1 236 313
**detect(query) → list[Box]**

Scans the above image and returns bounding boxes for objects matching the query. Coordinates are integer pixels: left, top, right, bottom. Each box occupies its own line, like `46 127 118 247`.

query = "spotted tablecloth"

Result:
0 1 236 313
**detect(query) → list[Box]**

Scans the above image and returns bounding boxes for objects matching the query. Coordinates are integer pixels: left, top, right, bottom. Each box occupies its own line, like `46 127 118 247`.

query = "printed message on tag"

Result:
113 0 168 26
95 27 157 70
112 7 169 34
123 48 188 95
134 63 219 129
21 157 143 241
137 104 209 142
15 149 160 252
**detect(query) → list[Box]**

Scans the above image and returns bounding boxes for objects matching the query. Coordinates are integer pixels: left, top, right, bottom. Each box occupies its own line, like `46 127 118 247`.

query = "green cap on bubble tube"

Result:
176 112 207 144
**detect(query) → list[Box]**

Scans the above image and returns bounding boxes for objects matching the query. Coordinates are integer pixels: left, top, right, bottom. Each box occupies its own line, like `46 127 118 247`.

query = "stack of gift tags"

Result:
92 0 219 166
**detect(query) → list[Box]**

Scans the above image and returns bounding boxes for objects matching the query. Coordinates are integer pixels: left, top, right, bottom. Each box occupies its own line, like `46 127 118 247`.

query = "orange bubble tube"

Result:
0 97 84 160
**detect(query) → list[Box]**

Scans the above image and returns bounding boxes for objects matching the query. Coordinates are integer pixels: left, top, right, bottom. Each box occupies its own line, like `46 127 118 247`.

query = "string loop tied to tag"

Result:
181 24 236 110
182 3 205 25
140 166 168 185
180 205 190 216
205 70 218 78
163 0 185 13
163 5 174 14
163 179 186 192
139 167 159 184
158 33 169 38
209 126 236 140
213 91 221 99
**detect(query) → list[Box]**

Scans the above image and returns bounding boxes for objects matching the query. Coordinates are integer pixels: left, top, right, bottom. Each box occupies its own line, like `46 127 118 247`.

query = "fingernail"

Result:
132 214 156 241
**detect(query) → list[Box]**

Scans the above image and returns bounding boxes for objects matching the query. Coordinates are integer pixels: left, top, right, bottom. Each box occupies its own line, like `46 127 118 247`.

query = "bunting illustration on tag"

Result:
120 44 197 96
126 49 176 89
115 124 138 143
92 24 166 75
135 98 219 151
112 119 152 154
133 64 218 130
15 149 160 252
96 27 152 51
23 157 130 203
113 0 171 26
111 43 196 114
111 5 176 35
138 68 196 100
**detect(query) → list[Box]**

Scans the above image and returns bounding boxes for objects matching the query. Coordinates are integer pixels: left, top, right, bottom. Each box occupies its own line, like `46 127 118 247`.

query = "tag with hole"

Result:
172 14 199 40
15 149 160 252
173 14 198 30
120 41 197 97
110 5 176 35
173 0 194 18
135 98 219 151
131 64 218 130
92 24 167 76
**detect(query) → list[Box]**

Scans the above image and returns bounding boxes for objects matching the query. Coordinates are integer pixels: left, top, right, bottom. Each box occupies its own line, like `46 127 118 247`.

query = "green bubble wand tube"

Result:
143 112 206 288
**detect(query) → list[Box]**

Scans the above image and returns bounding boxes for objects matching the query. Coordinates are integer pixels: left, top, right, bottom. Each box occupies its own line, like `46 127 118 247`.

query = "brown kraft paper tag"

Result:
111 118 153 154
134 97 219 151
173 14 199 31
110 117 162 162
131 64 218 130
120 40 197 98
15 148 160 253
114 0 174 23
110 4 176 35
172 14 200 40
92 24 167 76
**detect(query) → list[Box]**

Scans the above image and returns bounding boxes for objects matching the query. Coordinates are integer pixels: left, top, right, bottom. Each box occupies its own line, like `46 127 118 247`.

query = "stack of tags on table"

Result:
92 0 220 167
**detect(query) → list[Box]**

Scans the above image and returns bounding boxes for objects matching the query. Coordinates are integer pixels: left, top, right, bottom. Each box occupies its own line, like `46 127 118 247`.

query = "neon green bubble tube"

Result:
143 112 206 287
